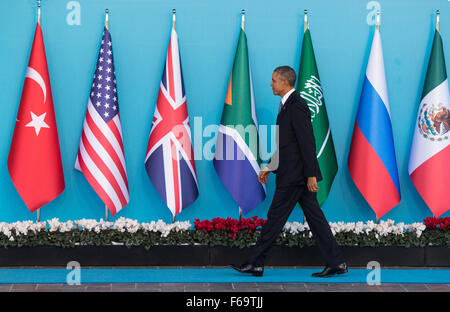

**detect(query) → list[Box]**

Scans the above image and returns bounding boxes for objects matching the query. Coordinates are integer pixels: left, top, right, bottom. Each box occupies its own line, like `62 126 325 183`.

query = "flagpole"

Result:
36 0 41 223
172 9 176 30
238 9 245 221
105 8 109 30
171 9 176 224
37 0 41 24
104 8 109 222
375 10 379 227
376 10 380 31
171 15 176 226
302 9 308 225
304 9 308 32
436 10 440 32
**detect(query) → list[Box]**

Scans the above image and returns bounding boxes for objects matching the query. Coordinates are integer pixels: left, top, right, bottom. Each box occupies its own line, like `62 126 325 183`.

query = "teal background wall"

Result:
0 0 449 224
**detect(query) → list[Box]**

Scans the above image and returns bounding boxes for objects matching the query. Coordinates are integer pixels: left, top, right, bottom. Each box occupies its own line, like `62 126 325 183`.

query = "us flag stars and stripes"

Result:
75 27 129 216
90 40 118 122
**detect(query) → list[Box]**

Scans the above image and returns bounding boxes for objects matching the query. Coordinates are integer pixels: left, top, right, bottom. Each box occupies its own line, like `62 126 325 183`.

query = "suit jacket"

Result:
266 91 322 187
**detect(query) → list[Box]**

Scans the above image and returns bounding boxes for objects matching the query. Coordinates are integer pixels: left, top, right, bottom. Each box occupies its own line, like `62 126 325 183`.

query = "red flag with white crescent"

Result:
7 23 65 213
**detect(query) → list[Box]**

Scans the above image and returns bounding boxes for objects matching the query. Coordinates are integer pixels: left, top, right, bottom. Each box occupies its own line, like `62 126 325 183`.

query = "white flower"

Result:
284 222 309 235
48 218 61 232
113 217 141 233
0 222 12 238
154 220 190 237
0 218 432 246
76 219 101 231
10 220 40 235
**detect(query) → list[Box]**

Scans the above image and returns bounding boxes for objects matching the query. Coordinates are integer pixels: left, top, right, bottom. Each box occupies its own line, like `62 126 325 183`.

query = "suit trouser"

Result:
248 184 345 267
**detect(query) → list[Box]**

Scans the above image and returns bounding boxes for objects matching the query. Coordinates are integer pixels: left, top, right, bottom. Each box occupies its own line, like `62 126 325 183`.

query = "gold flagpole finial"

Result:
376 10 380 31
37 0 41 24
241 9 245 30
436 10 440 32
172 9 176 30
304 9 308 32
105 9 109 30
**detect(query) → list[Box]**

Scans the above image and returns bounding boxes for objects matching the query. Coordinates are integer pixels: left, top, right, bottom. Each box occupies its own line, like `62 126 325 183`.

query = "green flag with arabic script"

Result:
297 27 338 206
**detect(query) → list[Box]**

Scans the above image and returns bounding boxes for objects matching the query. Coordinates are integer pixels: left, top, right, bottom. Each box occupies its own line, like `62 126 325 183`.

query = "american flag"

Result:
75 27 129 216
145 27 198 217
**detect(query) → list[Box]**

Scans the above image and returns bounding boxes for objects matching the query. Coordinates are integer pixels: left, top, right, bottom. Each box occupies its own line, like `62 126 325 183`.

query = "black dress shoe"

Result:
229 263 264 277
312 263 348 278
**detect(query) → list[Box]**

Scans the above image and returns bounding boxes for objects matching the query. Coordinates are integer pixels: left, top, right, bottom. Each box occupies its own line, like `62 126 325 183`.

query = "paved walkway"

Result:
1 282 449 292
0 266 448 292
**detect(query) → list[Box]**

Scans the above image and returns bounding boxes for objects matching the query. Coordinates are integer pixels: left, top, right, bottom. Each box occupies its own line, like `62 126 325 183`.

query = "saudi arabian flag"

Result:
408 29 450 217
297 26 338 206
213 29 266 214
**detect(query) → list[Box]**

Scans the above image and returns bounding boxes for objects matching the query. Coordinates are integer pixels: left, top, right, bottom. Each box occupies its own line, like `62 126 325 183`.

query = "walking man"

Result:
230 66 347 277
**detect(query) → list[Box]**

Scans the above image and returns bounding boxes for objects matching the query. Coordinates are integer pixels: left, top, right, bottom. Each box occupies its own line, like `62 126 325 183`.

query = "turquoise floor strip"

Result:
0 268 448 284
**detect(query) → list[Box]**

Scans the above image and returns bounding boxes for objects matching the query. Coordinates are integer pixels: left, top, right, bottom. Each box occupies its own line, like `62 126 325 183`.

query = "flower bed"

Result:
0 216 447 249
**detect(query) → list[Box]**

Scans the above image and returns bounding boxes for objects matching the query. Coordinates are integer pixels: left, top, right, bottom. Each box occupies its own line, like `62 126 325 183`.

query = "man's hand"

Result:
307 177 319 192
258 167 271 184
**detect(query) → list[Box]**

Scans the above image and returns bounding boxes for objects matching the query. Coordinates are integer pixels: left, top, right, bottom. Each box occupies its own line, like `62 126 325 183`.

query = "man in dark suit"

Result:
230 66 347 277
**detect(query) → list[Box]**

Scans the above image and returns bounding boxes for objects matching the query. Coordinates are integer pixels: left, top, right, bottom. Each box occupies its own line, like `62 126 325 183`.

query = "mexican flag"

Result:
408 29 450 217
213 28 266 214
297 26 338 206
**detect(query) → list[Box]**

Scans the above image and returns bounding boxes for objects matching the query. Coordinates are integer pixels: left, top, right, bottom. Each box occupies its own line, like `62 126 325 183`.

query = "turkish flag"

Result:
7 23 65 213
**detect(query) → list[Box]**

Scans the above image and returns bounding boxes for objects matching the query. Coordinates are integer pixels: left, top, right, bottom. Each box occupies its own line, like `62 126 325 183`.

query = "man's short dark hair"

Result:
273 66 296 87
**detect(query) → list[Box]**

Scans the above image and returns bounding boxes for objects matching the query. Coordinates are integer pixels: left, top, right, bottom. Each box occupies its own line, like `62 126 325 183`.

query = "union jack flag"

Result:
145 27 198 217
75 27 129 216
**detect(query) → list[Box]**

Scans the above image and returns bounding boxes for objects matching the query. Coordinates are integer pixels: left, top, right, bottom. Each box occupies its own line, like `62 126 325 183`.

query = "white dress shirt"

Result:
281 88 296 106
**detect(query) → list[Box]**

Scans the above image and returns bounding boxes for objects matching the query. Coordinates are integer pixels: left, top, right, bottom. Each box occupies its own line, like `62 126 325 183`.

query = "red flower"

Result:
194 216 266 233
423 217 450 230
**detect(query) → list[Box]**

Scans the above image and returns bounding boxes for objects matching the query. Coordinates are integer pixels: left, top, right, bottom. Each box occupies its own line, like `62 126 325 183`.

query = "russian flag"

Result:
348 27 401 220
